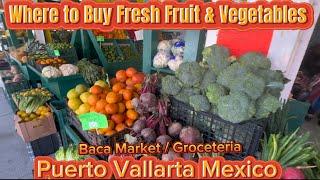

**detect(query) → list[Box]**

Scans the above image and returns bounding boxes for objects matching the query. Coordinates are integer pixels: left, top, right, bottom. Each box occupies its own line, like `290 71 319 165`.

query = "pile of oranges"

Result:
69 67 145 137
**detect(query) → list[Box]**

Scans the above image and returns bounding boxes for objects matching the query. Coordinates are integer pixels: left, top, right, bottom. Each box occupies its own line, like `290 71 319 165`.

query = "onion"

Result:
141 128 157 143
168 122 183 137
179 126 203 144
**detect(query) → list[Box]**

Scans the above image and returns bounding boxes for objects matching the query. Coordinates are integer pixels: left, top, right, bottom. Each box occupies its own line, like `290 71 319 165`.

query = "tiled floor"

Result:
0 88 33 179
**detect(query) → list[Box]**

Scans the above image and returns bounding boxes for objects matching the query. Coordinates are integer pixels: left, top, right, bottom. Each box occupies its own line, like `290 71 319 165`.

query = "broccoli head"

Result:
202 45 230 75
230 72 266 100
205 83 227 105
176 62 204 87
257 69 288 98
217 92 255 123
239 52 271 70
255 94 282 119
189 95 211 112
161 75 182 96
217 62 248 88
175 88 201 104
200 69 217 90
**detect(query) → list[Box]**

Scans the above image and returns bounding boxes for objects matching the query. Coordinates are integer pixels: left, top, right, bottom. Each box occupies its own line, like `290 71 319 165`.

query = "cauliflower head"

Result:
217 92 255 123
176 62 204 87
161 75 182 95
189 95 211 112
202 45 230 75
255 94 282 119
239 52 271 70
206 83 227 105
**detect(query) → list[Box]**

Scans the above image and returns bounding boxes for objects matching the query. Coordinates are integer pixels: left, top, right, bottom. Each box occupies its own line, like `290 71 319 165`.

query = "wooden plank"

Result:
87 30 109 69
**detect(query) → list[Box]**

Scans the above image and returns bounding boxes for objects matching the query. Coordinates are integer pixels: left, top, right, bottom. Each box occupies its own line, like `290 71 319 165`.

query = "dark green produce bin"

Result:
101 39 142 76
286 99 310 132
10 56 41 81
28 65 86 100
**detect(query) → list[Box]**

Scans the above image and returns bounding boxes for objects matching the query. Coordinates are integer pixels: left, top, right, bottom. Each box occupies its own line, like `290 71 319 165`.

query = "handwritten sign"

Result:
79 112 108 130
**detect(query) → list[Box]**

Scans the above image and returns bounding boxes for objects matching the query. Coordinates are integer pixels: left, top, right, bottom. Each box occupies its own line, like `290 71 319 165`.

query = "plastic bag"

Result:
153 52 170 68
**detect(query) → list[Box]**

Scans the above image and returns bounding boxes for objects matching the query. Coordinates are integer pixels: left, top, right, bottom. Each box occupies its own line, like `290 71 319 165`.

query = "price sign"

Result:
79 112 108 130
53 50 60 57
97 36 105 42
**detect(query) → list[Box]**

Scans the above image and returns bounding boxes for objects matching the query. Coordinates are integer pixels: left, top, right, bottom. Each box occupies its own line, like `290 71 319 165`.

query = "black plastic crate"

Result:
169 96 266 160
30 133 60 156
2 77 30 94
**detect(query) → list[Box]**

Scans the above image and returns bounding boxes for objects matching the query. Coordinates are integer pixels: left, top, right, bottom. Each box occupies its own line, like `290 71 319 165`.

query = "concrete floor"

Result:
0 88 33 179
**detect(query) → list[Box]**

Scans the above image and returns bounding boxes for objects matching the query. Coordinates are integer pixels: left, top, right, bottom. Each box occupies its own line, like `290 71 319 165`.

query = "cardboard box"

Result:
15 113 57 142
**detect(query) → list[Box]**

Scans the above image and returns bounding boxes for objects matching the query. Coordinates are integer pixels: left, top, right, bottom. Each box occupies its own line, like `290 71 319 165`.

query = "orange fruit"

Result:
112 82 126 93
90 106 96 112
88 94 99 106
111 114 125 124
115 123 127 132
90 85 103 95
118 102 126 113
106 92 120 104
95 99 107 111
99 93 107 100
122 89 133 101
126 78 135 86
116 70 127 82
125 100 134 109
106 120 115 130
105 103 119 114
125 118 135 127
125 85 136 92
104 129 116 136
132 73 145 84
97 128 106 135
126 67 137 78
134 83 142 91
126 109 138 120
110 78 118 86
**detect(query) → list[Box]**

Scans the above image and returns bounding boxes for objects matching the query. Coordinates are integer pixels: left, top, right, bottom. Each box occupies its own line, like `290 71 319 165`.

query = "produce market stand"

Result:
71 30 142 76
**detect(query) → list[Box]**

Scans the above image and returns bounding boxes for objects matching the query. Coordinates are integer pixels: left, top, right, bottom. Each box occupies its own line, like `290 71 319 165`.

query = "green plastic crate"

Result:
47 46 78 64
103 39 142 76
286 99 310 132
10 56 41 81
28 65 86 99
41 75 86 100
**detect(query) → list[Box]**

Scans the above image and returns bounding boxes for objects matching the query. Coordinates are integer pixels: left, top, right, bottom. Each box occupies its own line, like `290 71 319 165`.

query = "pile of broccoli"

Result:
161 45 289 123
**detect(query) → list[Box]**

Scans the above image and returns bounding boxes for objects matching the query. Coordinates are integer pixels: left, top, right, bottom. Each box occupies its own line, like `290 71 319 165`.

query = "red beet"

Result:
179 126 203 144
168 122 183 137
282 167 305 179
162 150 181 161
141 128 157 143
156 135 172 146
132 119 146 134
